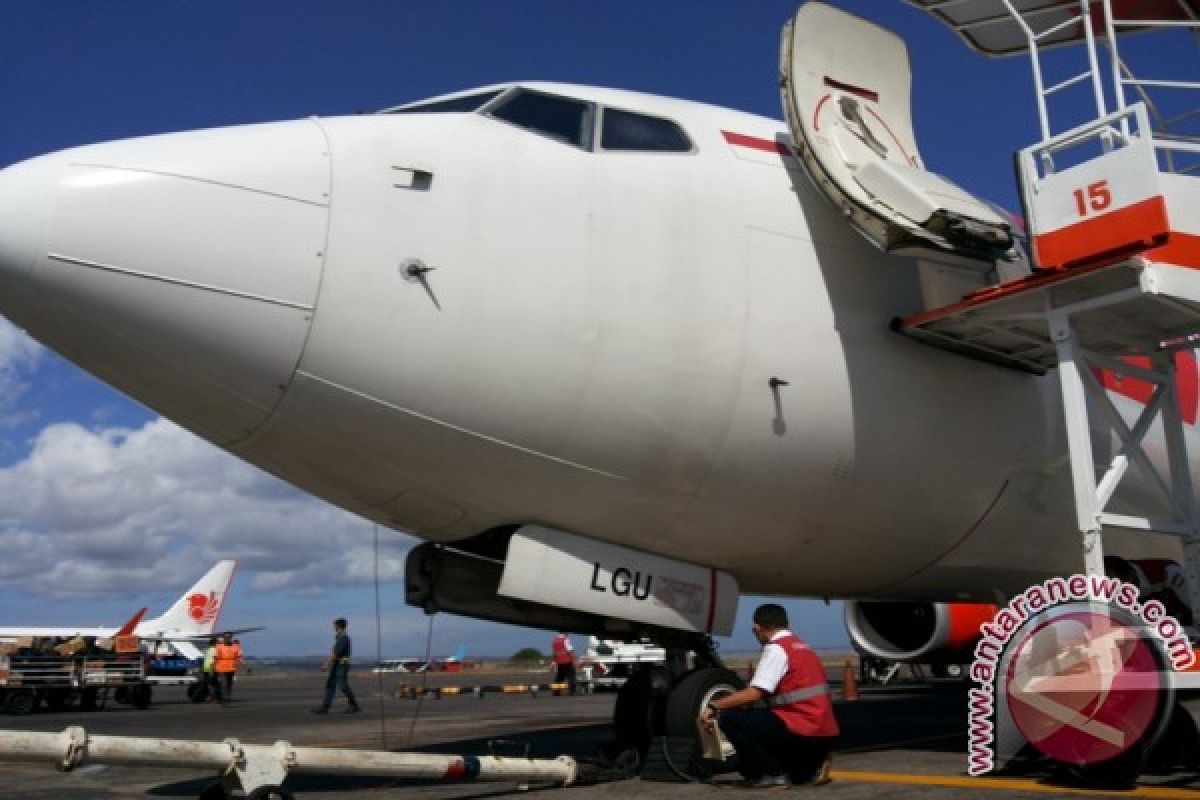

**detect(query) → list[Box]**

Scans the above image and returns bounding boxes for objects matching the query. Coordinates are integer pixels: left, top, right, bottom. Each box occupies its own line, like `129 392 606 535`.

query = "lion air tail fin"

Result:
137 561 237 637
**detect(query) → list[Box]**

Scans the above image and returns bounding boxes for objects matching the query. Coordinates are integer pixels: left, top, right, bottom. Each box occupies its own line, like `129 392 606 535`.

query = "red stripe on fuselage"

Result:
721 130 793 157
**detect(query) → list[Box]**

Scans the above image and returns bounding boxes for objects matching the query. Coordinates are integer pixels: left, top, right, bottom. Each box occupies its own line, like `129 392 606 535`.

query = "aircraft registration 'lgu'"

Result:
0 0 1197 774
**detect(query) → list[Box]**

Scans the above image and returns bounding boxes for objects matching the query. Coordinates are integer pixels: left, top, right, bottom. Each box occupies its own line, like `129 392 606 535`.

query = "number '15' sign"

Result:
1073 180 1112 217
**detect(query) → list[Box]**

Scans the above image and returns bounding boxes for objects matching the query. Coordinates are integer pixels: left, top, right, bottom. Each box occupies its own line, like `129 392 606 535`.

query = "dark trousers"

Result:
322 662 358 709
718 707 833 782
207 671 223 702
219 671 234 700
554 662 576 694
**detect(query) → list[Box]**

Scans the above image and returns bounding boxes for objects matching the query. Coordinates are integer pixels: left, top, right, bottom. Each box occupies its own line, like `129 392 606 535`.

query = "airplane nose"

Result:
0 153 61 306
0 121 332 445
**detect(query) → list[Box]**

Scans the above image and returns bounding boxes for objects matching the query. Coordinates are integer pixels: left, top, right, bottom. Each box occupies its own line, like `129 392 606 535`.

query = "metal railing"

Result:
999 0 1198 175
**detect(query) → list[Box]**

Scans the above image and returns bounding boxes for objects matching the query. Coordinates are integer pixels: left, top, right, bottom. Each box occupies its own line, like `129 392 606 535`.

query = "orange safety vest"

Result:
766 633 839 738
214 642 238 673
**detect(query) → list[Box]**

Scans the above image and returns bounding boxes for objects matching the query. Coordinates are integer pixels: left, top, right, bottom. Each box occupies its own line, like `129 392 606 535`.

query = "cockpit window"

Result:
390 90 503 114
487 90 594 149
601 109 693 152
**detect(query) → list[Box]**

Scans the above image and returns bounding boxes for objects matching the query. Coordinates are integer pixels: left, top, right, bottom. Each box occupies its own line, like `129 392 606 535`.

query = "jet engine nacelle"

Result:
844 599 997 663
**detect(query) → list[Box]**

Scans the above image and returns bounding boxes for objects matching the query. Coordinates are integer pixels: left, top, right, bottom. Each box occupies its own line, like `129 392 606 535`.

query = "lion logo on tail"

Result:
187 591 221 624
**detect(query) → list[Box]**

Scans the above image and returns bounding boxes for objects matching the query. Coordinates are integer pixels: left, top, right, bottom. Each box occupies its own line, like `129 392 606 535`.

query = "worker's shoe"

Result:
740 775 790 789
808 755 833 786
346 704 361 713
310 707 330 714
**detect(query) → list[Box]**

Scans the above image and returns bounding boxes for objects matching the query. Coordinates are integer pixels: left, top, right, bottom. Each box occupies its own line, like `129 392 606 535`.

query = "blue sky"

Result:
0 2 1192 658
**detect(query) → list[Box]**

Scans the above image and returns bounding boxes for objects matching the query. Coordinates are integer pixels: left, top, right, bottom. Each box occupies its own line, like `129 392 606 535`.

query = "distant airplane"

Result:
0 560 260 659
372 644 469 674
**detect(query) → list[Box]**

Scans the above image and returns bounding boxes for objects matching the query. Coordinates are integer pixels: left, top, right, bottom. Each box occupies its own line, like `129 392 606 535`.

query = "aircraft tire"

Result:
613 666 667 754
113 687 131 705
661 667 744 779
245 786 294 800
663 667 743 737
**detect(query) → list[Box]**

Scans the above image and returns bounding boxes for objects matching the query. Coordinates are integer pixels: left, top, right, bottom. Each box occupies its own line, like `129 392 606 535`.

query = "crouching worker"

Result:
699 603 838 788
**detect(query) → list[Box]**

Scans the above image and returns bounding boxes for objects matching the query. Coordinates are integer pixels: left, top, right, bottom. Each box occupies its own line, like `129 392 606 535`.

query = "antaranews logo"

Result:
967 574 1193 776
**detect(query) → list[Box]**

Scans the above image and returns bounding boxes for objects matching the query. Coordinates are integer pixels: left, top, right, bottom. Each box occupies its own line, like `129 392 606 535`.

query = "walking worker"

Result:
202 636 222 703
214 633 240 702
551 632 576 695
313 617 360 714
699 603 838 788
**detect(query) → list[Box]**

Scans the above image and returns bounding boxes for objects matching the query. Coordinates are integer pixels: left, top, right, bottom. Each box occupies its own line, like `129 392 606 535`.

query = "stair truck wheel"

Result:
132 684 153 709
197 784 229 800
43 689 67 712
1058 687 1174 788
4 690 36 716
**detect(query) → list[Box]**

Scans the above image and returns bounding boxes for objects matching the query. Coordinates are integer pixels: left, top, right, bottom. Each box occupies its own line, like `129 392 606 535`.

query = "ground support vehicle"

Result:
0 653 152 715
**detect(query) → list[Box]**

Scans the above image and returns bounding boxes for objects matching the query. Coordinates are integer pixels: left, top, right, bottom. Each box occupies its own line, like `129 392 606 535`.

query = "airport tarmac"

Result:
0 669 1198 799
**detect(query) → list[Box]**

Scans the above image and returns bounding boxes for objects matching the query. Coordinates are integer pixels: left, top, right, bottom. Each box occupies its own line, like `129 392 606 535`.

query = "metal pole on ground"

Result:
0 726 578 800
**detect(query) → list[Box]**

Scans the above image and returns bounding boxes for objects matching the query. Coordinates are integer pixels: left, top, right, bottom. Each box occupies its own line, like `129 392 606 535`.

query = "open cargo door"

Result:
781 2 1014 264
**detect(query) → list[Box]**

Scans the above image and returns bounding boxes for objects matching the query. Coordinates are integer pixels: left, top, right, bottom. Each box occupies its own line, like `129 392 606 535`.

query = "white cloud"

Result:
0 417 412 598
0 319 43 427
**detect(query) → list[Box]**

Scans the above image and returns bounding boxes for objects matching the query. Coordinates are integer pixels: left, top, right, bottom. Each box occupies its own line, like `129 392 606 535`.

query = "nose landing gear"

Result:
610 635 744 781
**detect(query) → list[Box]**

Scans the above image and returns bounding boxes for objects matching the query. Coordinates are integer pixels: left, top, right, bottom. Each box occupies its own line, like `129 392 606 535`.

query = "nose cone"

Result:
0 154 63 315
0 121 332 445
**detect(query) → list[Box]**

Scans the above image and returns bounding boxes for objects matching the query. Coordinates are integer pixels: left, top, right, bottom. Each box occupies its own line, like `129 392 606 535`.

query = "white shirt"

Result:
749 630 792 694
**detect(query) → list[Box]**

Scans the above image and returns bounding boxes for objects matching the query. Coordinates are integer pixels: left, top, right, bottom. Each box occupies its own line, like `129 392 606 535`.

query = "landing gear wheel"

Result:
613 666 667 756
78 688 98 712
114 687 131 705
245 786 294 800
661 667 745 780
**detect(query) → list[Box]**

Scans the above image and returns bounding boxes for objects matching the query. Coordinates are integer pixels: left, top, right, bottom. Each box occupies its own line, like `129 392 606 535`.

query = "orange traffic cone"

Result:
840 659 860 702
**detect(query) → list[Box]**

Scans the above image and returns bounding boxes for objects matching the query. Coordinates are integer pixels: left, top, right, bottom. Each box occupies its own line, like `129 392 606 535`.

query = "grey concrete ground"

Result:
0 670 1197 799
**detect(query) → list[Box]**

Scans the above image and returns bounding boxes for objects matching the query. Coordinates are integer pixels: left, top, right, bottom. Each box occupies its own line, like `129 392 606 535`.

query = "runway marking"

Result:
832 770 1200 797
838 731 962 753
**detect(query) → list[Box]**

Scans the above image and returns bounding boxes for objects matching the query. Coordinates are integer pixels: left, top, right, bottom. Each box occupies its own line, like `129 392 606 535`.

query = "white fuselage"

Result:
0 84 1177 604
